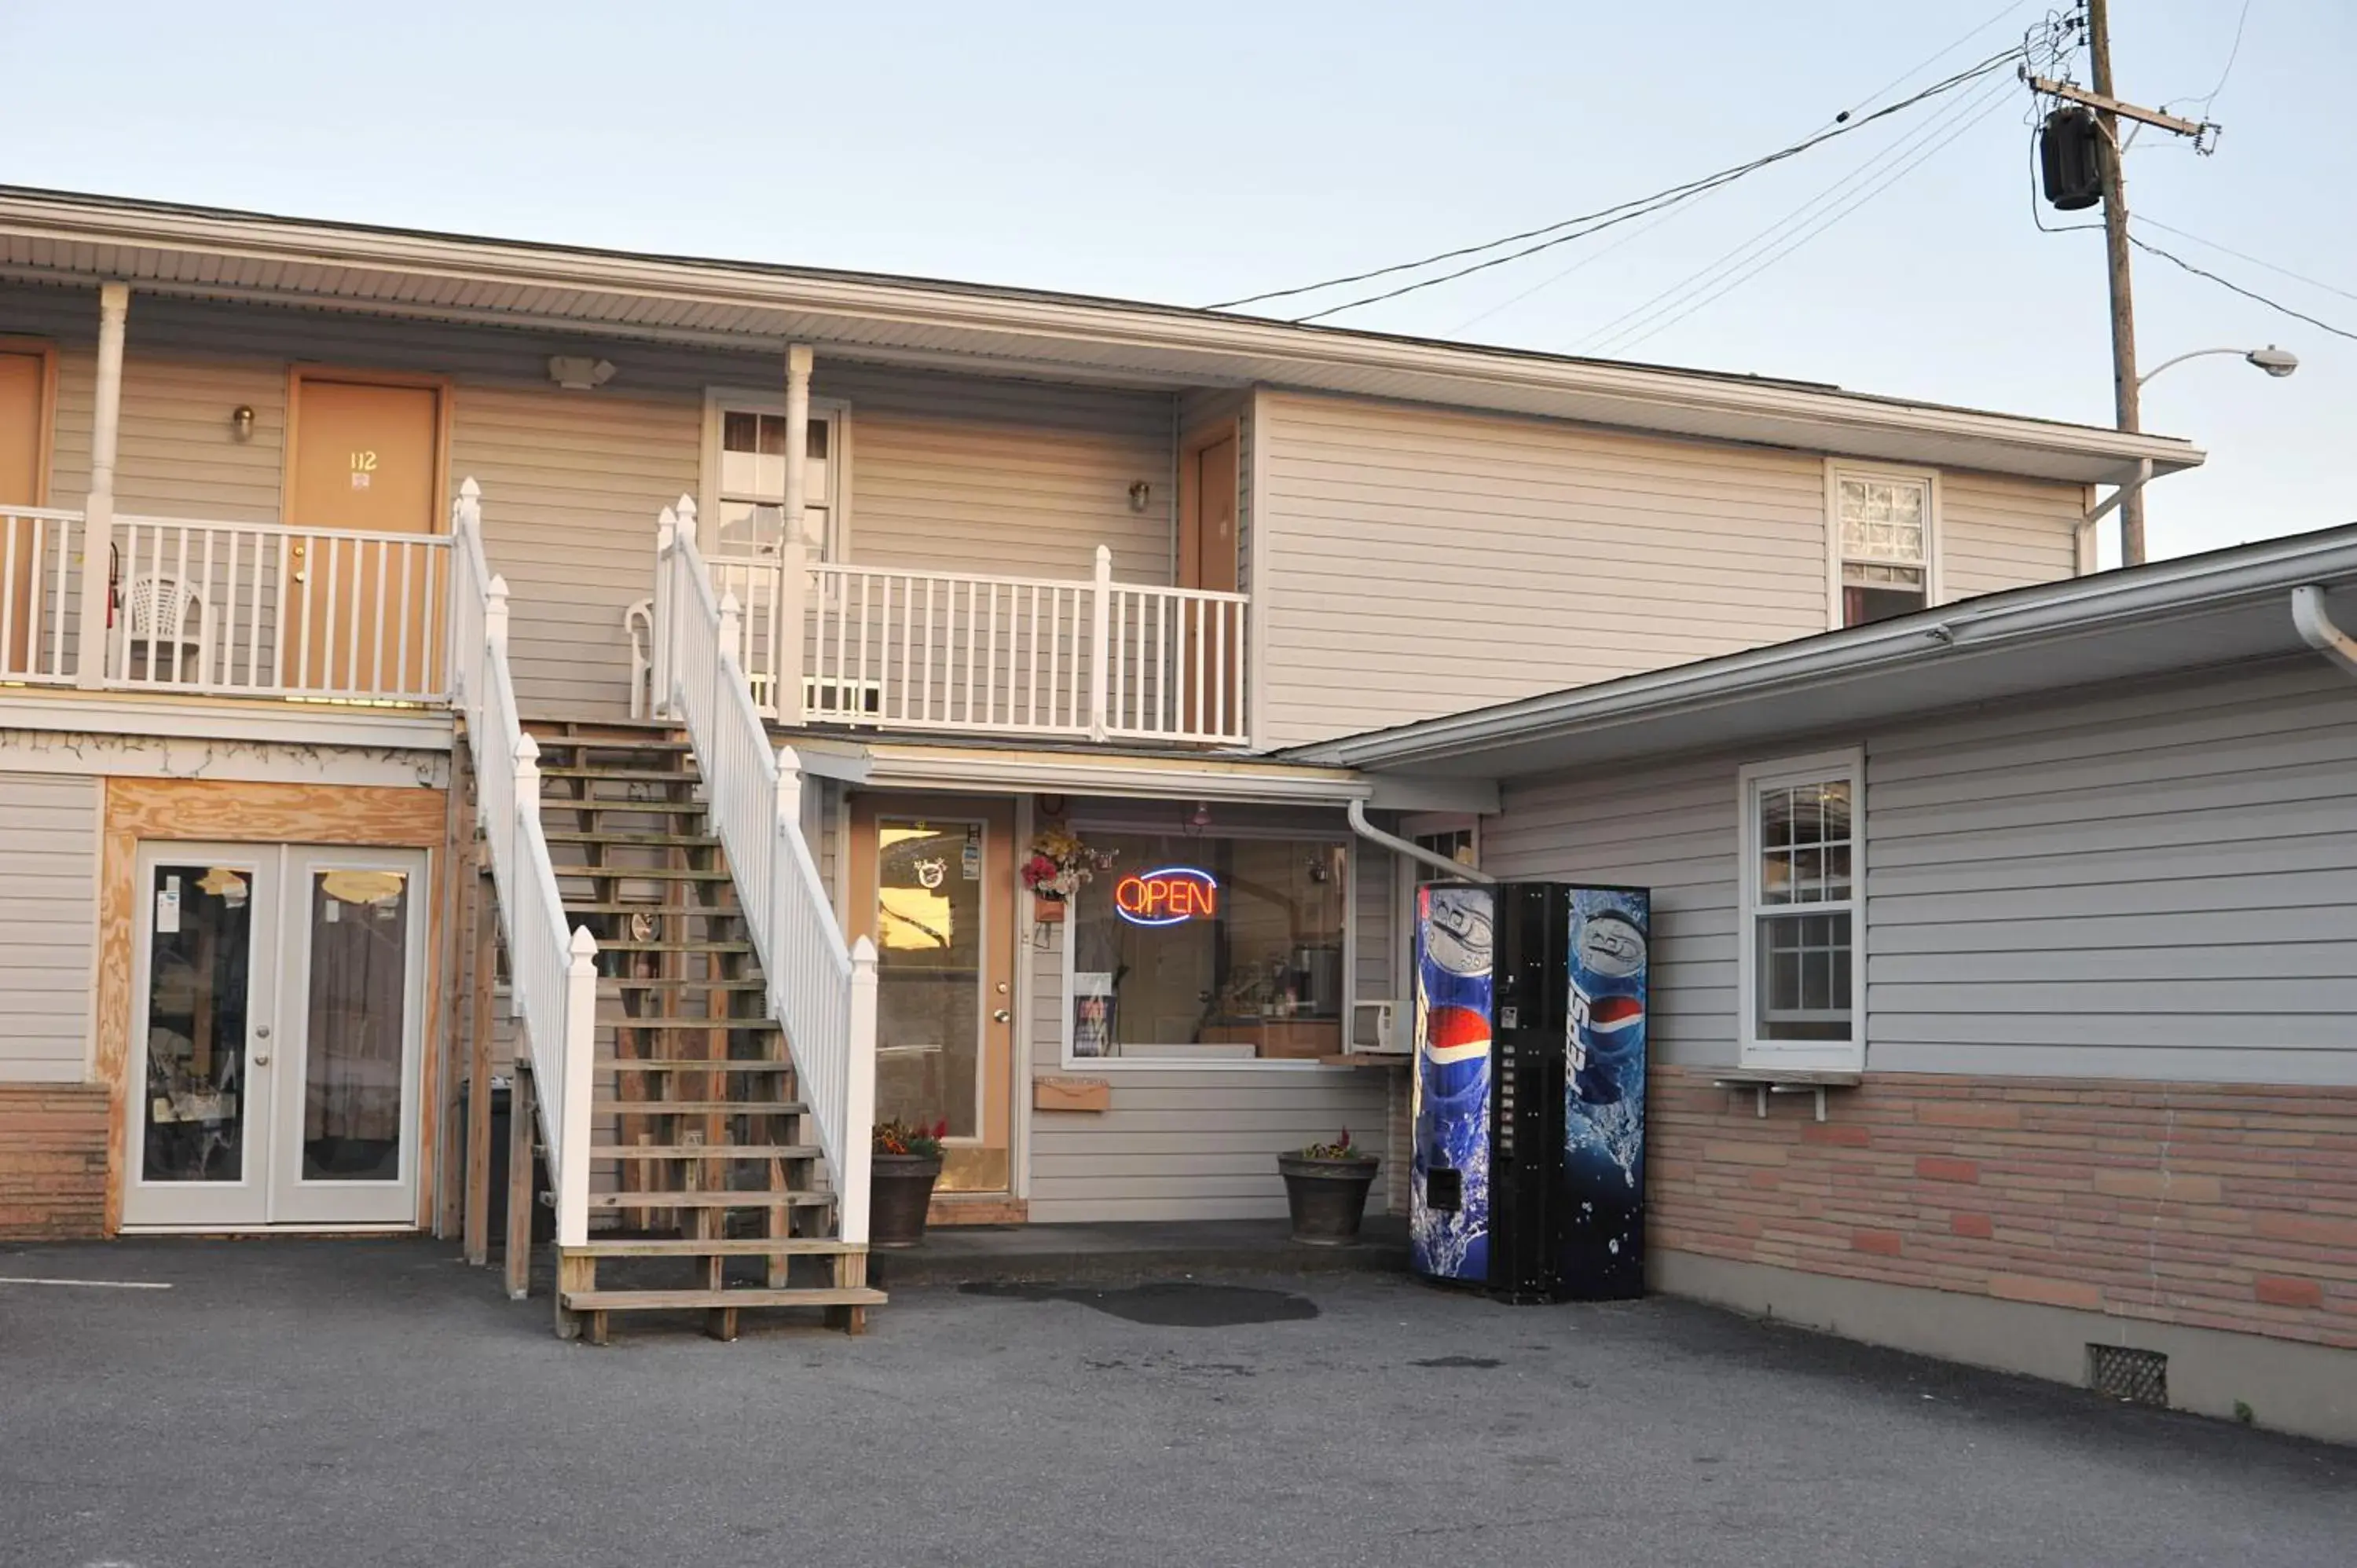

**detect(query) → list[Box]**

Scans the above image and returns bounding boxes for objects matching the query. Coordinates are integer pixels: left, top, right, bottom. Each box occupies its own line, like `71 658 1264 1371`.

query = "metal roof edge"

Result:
1285 524 2357 772
0 186 2203 474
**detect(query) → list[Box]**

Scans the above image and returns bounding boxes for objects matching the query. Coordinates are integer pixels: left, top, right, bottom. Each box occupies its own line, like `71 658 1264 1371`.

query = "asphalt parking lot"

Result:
3 1238 2351 1568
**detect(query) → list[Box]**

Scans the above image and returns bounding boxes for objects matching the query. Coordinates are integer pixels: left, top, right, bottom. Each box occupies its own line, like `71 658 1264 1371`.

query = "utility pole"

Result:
2088 0 2144 565
2029 2 2213 566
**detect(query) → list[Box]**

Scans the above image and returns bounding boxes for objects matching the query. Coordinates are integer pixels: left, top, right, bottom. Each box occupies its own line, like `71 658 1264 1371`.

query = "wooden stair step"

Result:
606 1058 789 1072
537 736 694 752
559 901 745 916
610 976 767 991
592 1144 821 1160
596 939 754 953
544 801 712 817
546 830 719 847
566 1236 859 1258
587 1190 831 1210
554 866 737 881
593 1098 807 1116
539 766 702 782
559 1286 886 1311
609 1017 779 1032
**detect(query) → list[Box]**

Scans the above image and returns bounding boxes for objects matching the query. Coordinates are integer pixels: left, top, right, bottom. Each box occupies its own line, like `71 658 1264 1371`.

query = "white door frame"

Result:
121 842 428 1232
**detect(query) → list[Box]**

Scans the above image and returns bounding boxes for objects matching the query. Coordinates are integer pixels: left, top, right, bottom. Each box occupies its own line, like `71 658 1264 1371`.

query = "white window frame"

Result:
1736 747 1866 1071
698 387 852 560
1825 460 1941 631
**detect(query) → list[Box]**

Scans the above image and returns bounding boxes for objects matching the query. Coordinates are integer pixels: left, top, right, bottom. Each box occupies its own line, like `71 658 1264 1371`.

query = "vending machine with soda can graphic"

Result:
1409 880 1651 1302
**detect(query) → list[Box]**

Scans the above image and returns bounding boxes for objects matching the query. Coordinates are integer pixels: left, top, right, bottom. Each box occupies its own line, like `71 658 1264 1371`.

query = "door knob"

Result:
992 1008 1012 1024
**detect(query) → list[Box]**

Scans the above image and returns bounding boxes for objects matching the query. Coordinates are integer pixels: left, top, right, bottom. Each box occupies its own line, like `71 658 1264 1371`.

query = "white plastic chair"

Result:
122 573 205 683
625 597 653 718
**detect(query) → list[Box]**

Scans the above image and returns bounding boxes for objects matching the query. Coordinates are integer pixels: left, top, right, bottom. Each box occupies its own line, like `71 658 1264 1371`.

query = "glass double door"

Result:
124 843 428 1229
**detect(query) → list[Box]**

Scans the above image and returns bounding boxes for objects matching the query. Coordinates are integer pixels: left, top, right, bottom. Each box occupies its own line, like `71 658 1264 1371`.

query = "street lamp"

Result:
2138 344 2300 388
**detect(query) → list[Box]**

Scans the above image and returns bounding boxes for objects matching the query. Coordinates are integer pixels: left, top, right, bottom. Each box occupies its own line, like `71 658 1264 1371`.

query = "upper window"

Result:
1834 468 1936 628
1738 750 1863 1068
706 397 839 559
1067 829 1348 1065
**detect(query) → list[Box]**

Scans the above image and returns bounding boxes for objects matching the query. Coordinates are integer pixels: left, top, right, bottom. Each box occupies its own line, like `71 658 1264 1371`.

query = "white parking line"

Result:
0 1277 173 1290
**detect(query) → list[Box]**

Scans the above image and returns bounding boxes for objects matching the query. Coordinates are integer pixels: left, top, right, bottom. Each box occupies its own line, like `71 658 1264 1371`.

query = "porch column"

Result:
776 344 813 725
75 281 130 689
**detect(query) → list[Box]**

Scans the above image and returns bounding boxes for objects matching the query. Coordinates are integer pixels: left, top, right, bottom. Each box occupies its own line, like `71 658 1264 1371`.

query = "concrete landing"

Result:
868 1216 1409 1288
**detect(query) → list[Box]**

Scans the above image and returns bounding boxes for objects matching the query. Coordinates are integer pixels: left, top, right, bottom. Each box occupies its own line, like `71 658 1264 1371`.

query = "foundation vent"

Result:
2086 1344 2168 1407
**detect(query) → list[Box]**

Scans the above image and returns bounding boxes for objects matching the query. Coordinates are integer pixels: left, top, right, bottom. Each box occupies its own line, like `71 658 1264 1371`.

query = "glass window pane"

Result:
1824 842 1852 899
1755 910 1853 1042
721 410 758 452
713 500 779 555
141 865 255 1184
1071 831 1347 1061
874 820 983 1138
807 419 829 460
302 869 410 1181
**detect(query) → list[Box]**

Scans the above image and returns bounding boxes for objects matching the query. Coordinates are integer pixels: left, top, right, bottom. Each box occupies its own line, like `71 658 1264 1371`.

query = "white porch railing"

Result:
447 479 599 1248
652 500 878 1246
1 506 82 684
0 503 450 702
707 533 1251 746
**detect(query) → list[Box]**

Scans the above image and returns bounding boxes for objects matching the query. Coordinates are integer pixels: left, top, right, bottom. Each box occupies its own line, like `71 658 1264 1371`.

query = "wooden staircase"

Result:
528 717 882 1343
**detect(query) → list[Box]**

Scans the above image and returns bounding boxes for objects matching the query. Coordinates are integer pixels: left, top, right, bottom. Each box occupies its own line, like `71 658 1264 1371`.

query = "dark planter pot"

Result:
1277 1154 1381 1246
871 1153 944 1249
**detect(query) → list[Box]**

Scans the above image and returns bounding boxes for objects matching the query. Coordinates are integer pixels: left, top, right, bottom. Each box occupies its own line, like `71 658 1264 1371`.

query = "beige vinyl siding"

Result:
1864 658 2357 1083
0 773 99 1083
0 286 1182 718
1941 469 2083 599
1024 920 1389 1222
1255 391 1834 748
1480 757 1743 1070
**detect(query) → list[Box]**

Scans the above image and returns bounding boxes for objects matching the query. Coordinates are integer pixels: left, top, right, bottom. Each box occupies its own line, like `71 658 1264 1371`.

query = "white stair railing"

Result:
447 479 599 1247
652 496 878 1245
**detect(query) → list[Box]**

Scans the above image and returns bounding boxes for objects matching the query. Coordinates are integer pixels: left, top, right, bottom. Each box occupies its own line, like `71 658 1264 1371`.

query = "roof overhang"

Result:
0 187 2202 486
783 735 1496 813
1285 526 2357 782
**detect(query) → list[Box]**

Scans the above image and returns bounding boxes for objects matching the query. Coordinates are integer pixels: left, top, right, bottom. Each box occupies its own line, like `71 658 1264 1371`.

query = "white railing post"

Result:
450 481 482 705
509 729 539 1004
717 589 742 720
558 924 599 1248
777 530 808 726
651 506 676 719
1087 544 1113 742
841 935 879 1247
75 282 130 689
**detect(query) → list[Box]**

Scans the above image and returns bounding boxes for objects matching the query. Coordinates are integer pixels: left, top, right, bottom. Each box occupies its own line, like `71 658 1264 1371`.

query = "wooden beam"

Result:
463 863 495 1266
504 1061 536 1300
2026 76 2205 137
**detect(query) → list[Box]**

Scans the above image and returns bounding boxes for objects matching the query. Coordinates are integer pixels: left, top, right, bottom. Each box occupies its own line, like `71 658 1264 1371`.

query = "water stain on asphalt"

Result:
959 1280 1320 1327
1410 1354 1505 1369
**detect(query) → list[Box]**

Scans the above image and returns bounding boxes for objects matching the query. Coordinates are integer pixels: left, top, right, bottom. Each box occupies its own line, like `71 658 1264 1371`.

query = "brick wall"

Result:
0 1084 109 1240
1651 1068 2357 1350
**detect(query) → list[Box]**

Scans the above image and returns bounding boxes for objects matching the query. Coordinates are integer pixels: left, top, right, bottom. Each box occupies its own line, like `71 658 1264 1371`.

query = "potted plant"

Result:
1021 823 1116 923
871 1117 948 1248
1277 1129 1381 1245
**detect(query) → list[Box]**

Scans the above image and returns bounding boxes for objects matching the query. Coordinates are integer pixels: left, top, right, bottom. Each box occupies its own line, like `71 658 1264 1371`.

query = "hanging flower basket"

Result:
1021 826 1115 926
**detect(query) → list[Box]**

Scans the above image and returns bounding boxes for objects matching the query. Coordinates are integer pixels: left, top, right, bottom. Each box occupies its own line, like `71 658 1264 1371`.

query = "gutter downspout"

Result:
2292 585 2357 679
1347 798 1495 884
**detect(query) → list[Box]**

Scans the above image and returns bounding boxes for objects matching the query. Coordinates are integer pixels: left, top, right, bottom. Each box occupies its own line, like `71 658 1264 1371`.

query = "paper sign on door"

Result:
156 875 181 935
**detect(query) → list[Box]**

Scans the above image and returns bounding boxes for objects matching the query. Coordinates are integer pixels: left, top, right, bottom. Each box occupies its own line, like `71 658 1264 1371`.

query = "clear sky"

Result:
5 1 2348 565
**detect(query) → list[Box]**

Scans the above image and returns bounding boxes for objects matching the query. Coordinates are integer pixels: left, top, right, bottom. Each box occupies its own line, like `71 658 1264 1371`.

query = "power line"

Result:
2128 234 2357 343
2167 0 2256 115
1203 43 2030 317
1592 72 2025 356
1447 2 2040 339
1576 68 2016 354
2132 216 2357 306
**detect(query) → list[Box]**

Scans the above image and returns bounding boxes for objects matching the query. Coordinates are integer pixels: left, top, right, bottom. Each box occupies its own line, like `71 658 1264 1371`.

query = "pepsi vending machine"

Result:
1410 881 1651 1302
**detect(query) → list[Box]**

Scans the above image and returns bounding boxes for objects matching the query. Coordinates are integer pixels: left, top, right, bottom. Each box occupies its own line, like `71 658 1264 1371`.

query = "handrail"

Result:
446 478 599 1248
653 496 878 1244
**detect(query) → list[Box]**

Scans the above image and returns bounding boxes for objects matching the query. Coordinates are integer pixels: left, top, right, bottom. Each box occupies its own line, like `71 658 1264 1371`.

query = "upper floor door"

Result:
1 345 53 679
284 372 447 694
1179 427 1241 735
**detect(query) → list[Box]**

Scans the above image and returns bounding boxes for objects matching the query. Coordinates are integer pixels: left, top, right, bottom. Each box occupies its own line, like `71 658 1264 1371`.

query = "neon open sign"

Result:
1116 866 1219 927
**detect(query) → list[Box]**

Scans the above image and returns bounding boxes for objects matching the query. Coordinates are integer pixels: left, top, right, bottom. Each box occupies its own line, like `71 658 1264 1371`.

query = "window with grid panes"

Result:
715 408 833 559
1837 473 1931 628
1740 753 1860 1061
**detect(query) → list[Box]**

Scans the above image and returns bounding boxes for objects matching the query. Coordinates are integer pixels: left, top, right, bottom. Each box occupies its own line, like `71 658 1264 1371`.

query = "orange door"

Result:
286 377 443 694
1 350 51 678
1178 430 1241 733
